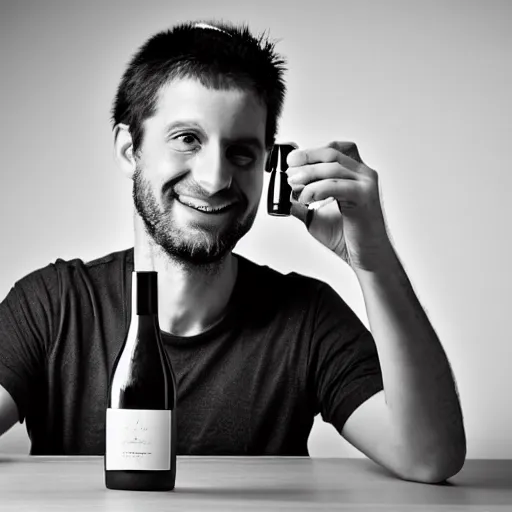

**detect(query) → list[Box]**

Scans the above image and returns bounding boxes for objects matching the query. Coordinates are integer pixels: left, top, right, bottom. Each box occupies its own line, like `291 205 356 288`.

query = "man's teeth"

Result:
178 196 230 212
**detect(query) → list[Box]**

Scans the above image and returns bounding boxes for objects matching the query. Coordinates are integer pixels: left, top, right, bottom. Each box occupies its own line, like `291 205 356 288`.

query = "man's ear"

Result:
113 123 136 178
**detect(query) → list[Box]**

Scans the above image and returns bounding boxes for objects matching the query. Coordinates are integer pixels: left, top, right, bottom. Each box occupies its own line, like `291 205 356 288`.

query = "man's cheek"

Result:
241 173 263 200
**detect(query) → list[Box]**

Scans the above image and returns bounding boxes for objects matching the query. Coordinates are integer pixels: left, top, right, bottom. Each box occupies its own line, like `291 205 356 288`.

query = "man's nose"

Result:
192 146 233 196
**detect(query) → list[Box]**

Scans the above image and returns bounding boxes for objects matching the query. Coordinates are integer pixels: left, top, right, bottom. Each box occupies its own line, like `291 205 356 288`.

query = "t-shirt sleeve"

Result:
0 265 59 423
309 281 383 433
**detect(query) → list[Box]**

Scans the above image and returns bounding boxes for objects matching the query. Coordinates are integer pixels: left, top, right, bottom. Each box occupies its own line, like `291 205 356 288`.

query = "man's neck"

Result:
133 213 238 337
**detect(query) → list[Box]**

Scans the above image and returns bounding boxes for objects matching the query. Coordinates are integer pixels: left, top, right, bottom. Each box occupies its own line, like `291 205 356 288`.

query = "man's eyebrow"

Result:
165 120 203 135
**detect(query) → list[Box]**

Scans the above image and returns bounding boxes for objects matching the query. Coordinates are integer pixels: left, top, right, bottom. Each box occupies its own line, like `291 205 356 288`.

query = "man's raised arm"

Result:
287 141 466 482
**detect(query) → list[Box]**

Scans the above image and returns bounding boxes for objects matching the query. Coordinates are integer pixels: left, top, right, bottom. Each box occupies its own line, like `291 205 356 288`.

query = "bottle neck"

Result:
131 271 159 316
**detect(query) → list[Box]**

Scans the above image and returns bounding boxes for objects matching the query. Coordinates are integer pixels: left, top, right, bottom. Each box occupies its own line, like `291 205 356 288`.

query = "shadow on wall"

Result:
0 424 30 454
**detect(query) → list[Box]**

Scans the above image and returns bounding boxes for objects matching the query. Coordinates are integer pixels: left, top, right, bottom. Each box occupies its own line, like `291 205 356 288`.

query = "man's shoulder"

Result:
12 247 133 293
81 247 134 272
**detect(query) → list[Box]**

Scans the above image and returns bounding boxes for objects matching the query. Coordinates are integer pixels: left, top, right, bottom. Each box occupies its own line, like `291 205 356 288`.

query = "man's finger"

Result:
288 146 343 168
327 141 364 165
290 198 337 230
289 198 309 225
288 143 365 173
297 179 361 211
287 162 358 187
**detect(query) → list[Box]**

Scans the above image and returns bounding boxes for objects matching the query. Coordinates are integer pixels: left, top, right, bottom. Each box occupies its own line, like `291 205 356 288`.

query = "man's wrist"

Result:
350 241 399 278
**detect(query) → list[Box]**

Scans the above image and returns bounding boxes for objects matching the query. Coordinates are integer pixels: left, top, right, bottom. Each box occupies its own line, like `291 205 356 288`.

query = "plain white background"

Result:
0 0 511 458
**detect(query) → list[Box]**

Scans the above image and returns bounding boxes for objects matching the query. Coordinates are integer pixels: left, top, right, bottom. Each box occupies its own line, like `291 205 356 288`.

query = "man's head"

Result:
112 21 287 266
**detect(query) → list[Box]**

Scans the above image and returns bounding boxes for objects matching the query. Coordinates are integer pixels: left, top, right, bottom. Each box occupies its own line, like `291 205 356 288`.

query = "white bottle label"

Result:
106 408 171 471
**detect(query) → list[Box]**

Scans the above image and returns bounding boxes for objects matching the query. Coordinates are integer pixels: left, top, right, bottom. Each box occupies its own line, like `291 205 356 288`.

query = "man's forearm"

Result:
354 246 466 480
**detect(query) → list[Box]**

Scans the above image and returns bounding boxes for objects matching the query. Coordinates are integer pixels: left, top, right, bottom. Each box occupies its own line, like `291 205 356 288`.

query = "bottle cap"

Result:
265 143 297 173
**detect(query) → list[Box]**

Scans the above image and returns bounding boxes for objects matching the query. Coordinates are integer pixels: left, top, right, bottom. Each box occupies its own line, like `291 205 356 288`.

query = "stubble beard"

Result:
132 166 258 268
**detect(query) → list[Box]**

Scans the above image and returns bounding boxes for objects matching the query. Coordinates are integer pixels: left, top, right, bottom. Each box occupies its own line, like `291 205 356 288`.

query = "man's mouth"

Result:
175 194 236 214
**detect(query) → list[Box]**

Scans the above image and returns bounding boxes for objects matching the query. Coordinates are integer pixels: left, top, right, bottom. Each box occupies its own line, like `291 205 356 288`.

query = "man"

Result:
0 20 465 483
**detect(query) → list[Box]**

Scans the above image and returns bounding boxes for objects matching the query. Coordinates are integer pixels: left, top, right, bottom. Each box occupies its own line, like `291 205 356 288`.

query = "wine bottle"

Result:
105 271 177 491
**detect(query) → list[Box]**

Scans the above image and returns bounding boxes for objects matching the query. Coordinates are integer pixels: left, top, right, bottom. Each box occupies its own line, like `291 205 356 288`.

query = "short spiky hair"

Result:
111 20 287 153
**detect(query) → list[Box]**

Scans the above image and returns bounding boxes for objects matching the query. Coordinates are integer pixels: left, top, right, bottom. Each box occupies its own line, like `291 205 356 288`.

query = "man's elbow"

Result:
399 441 467 484
407 452 466 484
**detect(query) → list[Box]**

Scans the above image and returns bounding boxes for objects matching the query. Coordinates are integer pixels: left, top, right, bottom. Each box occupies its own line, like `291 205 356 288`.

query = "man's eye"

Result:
171 133 200 150
228 147 255 167
179 134 198 145
233 155 254 166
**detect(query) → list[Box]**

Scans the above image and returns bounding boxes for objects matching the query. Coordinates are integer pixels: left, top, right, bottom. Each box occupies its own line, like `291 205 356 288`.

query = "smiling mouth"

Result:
175 195 236 214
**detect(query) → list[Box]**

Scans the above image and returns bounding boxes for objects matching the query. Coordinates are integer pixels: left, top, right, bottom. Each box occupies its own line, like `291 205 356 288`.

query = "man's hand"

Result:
287 141 393 271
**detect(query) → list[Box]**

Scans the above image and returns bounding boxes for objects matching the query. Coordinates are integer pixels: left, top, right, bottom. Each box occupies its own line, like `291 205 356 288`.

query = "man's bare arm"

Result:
0 384 20 437
287 142 466 482
342 250 466 483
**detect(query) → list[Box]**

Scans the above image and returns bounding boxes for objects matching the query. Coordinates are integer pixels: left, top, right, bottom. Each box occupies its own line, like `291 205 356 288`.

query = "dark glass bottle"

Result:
266 143 297 216
105 271 177 491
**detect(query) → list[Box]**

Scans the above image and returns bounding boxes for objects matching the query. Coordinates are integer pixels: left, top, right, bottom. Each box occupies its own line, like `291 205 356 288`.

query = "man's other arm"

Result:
0 384 20 437
0 264 58 441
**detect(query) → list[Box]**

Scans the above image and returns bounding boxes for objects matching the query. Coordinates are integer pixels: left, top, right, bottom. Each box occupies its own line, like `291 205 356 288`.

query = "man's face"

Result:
132 78 268 265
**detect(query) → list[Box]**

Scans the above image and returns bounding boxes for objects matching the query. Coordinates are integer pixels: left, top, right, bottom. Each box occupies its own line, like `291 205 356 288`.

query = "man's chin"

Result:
153 222 235 265
161 239 232 267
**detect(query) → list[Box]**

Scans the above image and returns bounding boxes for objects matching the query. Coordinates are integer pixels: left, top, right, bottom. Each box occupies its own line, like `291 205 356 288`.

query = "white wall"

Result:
0 0 511 457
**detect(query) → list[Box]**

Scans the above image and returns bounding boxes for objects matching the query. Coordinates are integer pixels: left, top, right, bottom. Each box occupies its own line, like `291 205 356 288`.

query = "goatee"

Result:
132 166 257 266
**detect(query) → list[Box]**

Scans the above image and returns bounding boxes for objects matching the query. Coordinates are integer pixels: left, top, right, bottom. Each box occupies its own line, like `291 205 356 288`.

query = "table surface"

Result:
0 456 511 511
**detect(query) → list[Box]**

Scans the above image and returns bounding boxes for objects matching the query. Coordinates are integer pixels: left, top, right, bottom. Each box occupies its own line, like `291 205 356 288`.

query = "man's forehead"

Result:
155 77 263 107
153 78 267 135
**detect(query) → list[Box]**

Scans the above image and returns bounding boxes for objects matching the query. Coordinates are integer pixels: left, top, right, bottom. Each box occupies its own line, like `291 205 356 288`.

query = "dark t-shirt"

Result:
0 248 383 455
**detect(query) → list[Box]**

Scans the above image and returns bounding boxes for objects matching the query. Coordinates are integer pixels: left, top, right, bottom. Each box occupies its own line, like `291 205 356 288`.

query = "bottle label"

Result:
106 408 171 471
